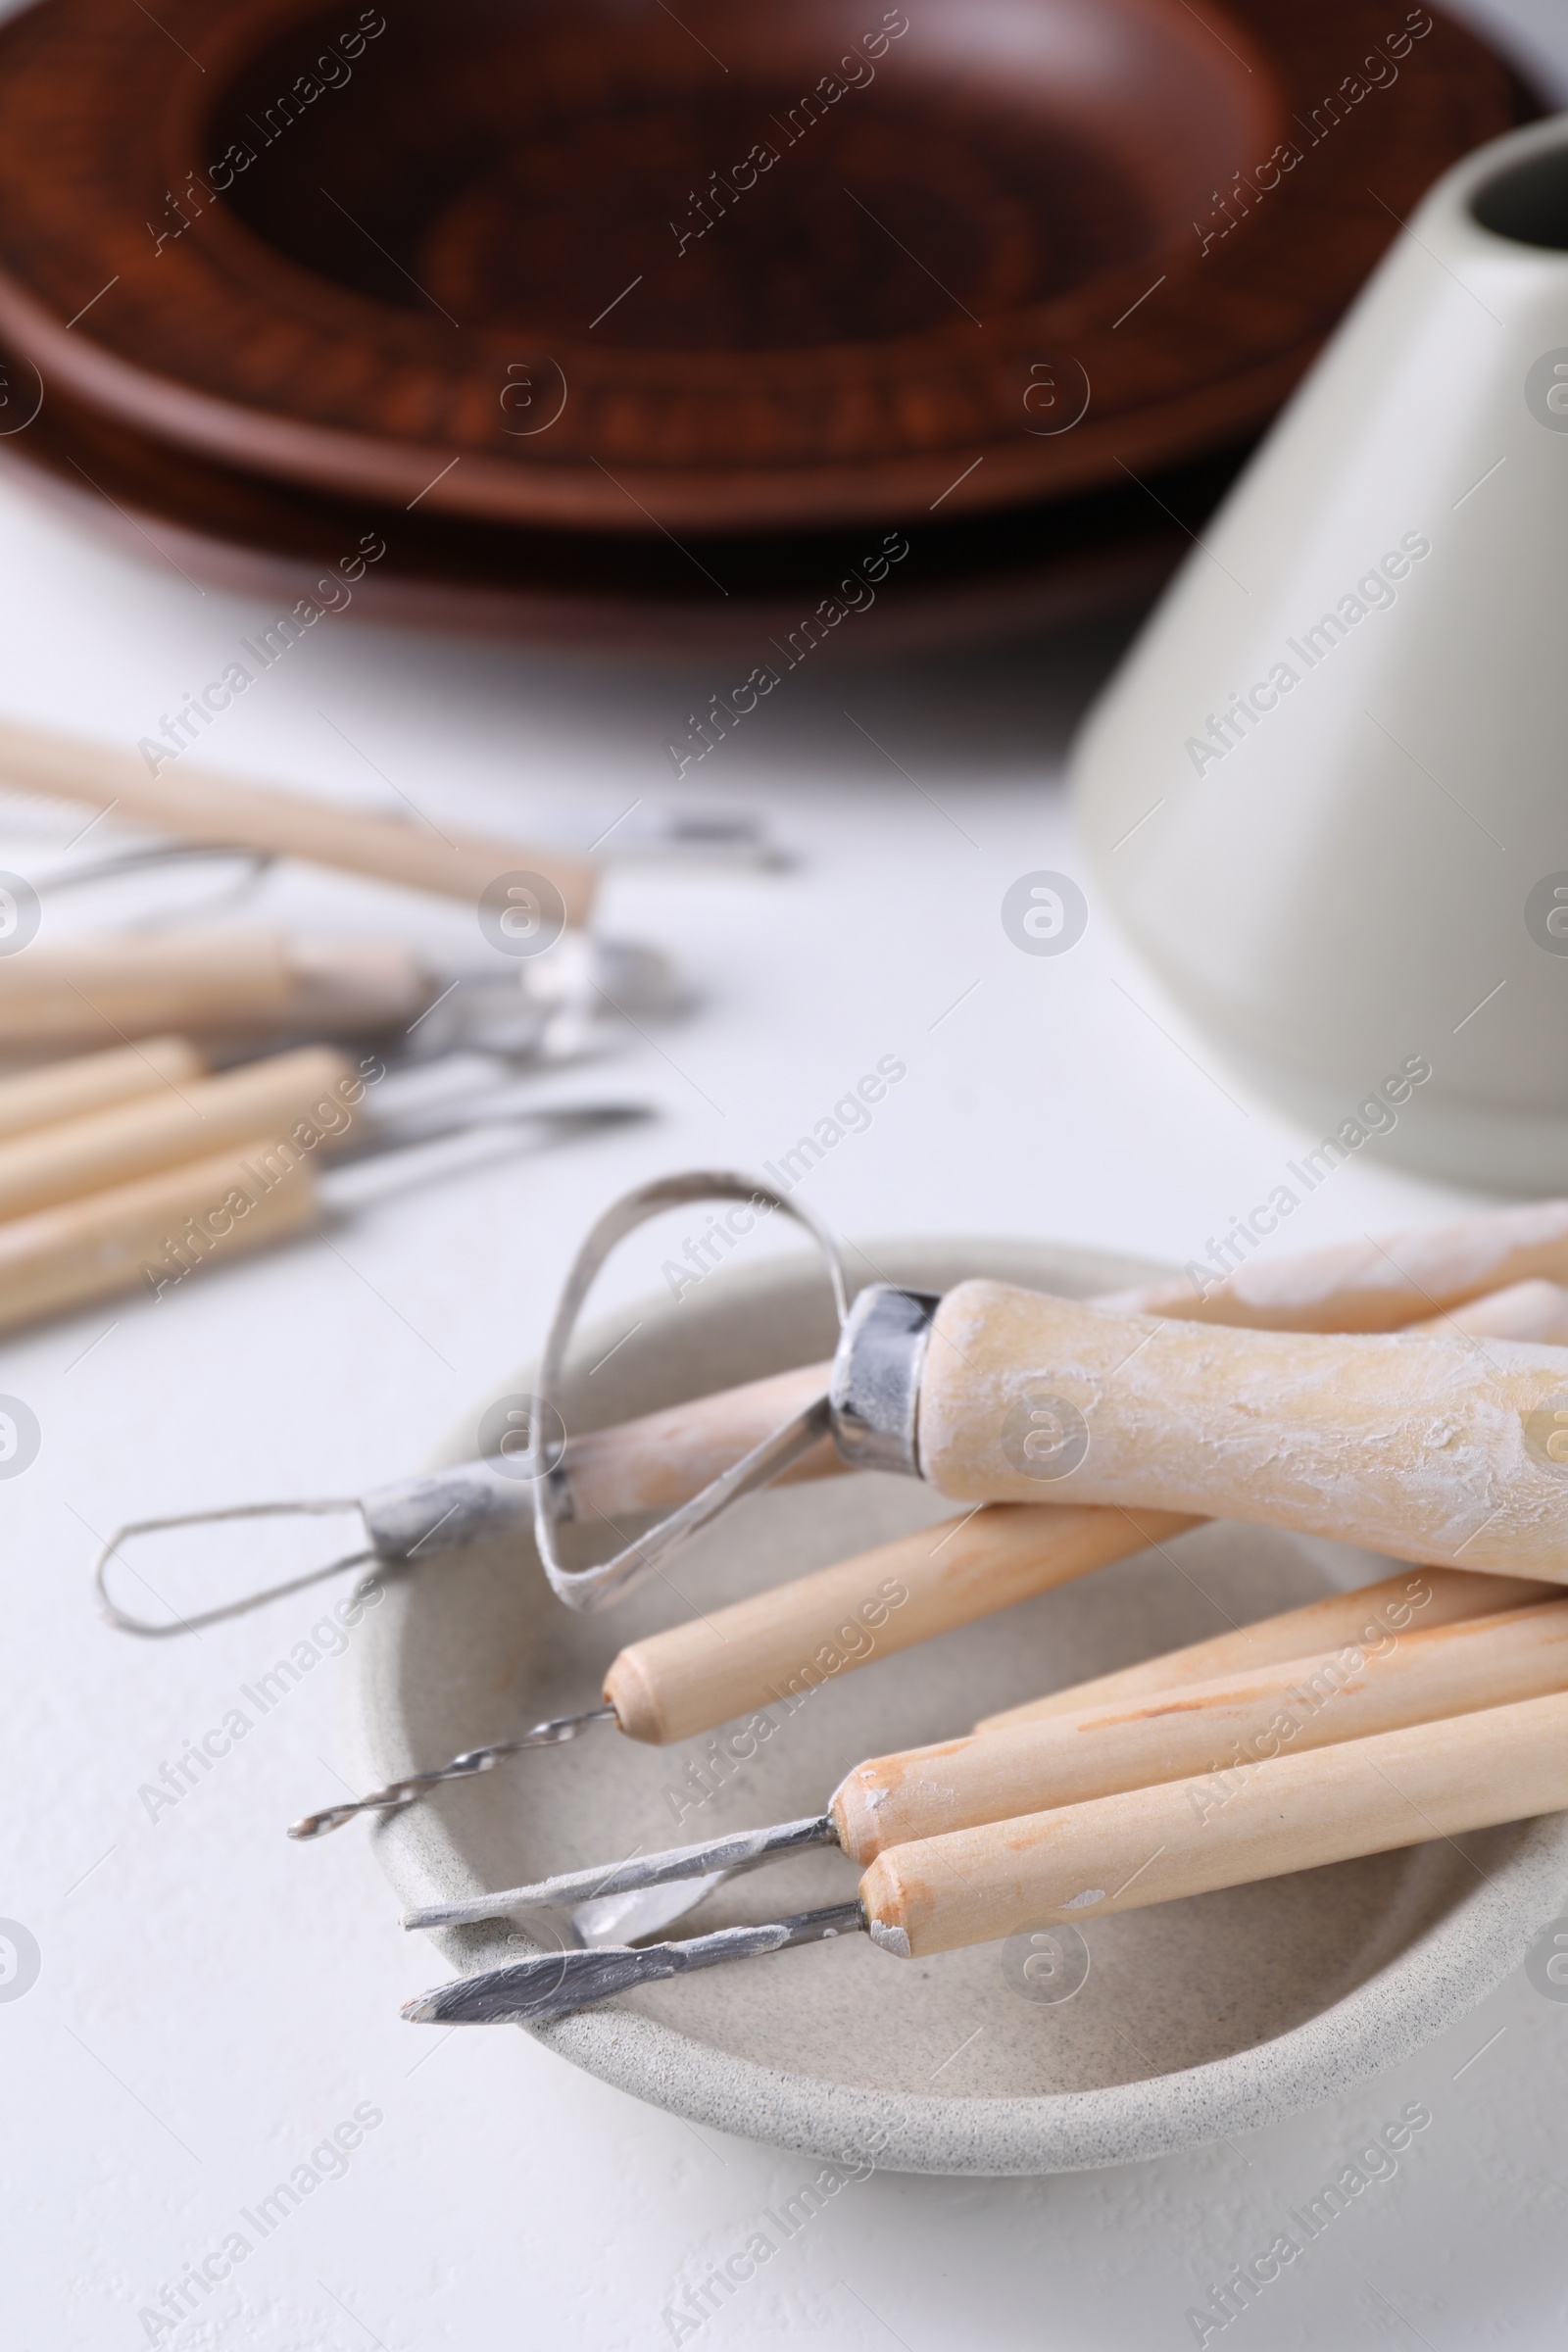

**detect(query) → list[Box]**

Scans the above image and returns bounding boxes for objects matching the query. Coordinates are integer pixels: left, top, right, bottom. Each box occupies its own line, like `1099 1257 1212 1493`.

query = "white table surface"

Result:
6 10 1568 2339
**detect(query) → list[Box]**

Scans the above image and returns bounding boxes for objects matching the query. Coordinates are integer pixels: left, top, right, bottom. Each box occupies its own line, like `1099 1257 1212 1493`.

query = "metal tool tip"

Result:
285 1802 367 1840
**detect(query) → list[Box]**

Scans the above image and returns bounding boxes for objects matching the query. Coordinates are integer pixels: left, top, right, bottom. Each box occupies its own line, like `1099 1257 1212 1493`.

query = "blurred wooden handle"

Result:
0 1044 355 1218
603 1503 1196 1743
974 1562 1555 1732
0 1037 207 1137
836 1595 1568 1861
1109 1199 1568 1333
0 716 597 925
0 1138 318 1332
1423 1277 1568 1347
0 932 428 1048
860 1687 1568 1958
919 1281 1568 1581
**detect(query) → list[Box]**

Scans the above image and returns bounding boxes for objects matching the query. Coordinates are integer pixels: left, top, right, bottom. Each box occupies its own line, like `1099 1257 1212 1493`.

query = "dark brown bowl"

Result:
0 0 1530 534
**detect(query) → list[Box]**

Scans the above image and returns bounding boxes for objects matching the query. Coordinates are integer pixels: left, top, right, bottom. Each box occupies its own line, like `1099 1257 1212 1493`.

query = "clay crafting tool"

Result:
0 1037 208 1139
0 1043 359 1220
512 1180 1568 1612
0 1035 651 1217
1106 1200 1568 1334
403 1590 1568 1930
289 1510 1555 1842
0 1079 648 1341
97 1173 1568 1669
0 926 675 1057
0 715 597 923
281 1211 1568 1840
974 1563 1553 1731
93 1176 846 1636
402 1686 1568 2025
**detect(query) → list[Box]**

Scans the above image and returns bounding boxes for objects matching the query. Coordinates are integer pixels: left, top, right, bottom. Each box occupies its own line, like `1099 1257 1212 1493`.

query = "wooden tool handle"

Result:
0 931 428 1047
602 1503 1196 1743
563 1359 838 1527
558 1256 1568 1530
835 1596 1568 1862
1423 1277 1568 1347
860 1686 1568 1958
919 1281 1568 1582
596 1268 1568 1744
0 1137 318 1332
600 1263 1568 1745
1104 1198 1568 1333
0 717 597 925
975 1564 1554 1733
0 1043 356 1219
0 1037 206 1137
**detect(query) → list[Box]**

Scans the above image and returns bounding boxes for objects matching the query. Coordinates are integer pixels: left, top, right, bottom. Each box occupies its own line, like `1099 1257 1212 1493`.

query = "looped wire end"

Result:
531 1170 849 1613
93 1497 374 1638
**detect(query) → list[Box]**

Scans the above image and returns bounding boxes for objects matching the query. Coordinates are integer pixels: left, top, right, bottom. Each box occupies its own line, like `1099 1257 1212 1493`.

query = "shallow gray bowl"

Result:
345 1237 1568 2175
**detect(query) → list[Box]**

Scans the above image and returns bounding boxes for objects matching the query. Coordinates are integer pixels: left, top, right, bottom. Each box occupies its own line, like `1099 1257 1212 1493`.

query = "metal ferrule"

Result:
828 1286 940 1476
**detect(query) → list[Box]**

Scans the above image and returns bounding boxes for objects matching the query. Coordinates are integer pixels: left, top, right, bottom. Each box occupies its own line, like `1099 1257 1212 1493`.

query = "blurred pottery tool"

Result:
0 926 675 1056
0 1035 644 1222
0 1037 205 1139
1107 1199 1568 1334
547 805 786 870
7 839 273 929
0 716 597 923
92 1183 1568 1642
4 1096 647 1346
403 1687 1568 2025
0 1043 357 1220
406 1592 1568 1931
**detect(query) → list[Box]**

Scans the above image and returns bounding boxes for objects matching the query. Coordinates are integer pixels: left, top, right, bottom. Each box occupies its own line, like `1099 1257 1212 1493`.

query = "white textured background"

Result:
4 1 1568 2340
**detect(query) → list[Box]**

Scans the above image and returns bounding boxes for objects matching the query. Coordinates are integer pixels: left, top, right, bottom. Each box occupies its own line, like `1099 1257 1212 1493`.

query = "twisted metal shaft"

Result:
287 1705 615 1839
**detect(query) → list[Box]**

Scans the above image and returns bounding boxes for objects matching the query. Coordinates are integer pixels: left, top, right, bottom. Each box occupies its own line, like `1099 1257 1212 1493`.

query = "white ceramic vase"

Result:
1073 111 1568 1189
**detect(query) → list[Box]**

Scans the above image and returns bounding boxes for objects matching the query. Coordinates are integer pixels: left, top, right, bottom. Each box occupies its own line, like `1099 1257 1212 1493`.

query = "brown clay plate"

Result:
0 346 1252 657
0 0 1535 535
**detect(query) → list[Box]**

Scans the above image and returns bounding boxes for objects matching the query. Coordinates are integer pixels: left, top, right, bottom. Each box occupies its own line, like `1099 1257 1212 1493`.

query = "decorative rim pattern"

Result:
0 0 1532 529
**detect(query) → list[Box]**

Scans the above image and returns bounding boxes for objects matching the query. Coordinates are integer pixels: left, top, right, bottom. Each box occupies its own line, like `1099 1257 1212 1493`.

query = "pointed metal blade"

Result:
401 1901 866 2026
570 1871 732 1946
401 1813 837 1931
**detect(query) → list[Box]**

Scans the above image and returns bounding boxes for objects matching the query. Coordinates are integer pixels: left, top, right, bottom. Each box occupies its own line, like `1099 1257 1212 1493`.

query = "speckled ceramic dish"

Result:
345 1238 1568 2175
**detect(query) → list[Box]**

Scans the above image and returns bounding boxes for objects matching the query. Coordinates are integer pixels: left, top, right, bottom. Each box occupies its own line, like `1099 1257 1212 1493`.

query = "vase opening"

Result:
1471 138 1568 251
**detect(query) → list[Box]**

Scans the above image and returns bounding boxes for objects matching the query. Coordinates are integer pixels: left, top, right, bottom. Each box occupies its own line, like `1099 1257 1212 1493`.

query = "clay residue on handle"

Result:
1101 1200 1568 1332
917 1281 1568 1583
